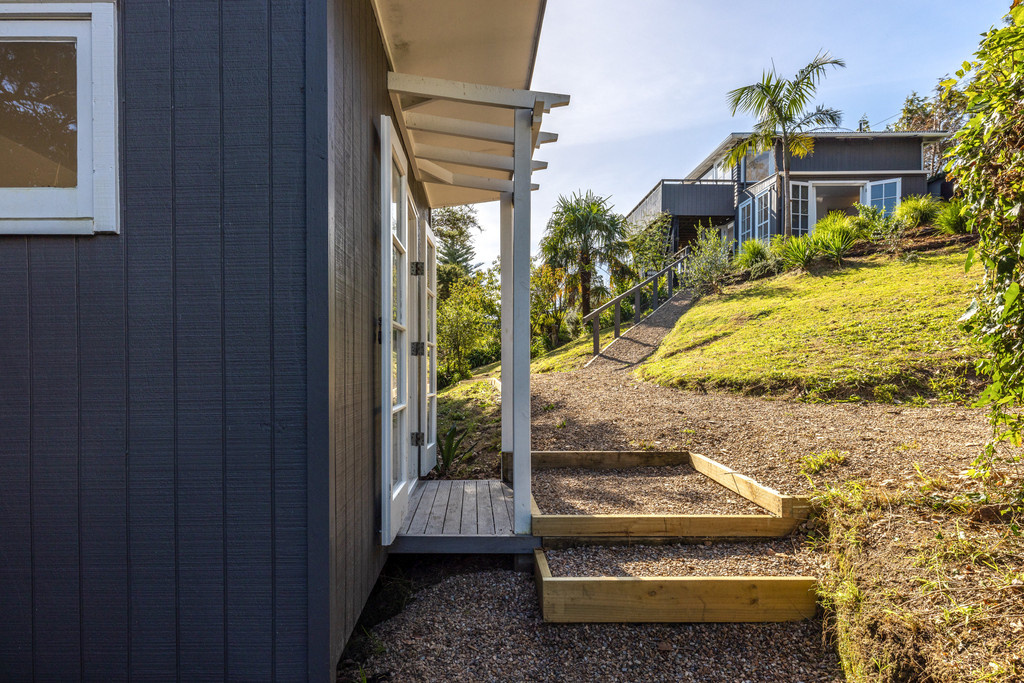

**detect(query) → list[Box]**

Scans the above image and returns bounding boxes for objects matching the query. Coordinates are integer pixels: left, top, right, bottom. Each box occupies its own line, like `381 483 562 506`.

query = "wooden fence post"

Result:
667 267 673 299
651 272 659 311
614 301 621 338
592 318 600 356
634 288 641 322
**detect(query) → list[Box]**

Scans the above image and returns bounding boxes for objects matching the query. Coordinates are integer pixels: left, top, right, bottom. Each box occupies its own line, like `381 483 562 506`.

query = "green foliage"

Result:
735 238 769 269
437 275 498 382
849 203 888 240
934 198 971 235
624 211 672 285
947 11 1024 490
891 81 969 175
433 205 481 277
893 194 942 228
814 224 858 266
641 253 979 401
541 190 628 319
800 449 848 476
749 253 784 280
679 223 734 295
778 234 819 270
814 210 854 235
531 261 574 351
434 422 469 476
725 51 846 237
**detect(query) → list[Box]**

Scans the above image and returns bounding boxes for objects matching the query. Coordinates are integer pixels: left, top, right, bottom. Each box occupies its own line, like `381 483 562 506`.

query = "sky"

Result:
471 0 1008 266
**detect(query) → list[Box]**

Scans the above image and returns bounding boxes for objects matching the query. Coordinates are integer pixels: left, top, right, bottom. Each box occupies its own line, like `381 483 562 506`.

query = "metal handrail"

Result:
582 248 690 357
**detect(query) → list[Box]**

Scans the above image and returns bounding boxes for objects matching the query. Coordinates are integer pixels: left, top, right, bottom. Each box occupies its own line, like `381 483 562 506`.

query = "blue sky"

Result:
472 0 1009 266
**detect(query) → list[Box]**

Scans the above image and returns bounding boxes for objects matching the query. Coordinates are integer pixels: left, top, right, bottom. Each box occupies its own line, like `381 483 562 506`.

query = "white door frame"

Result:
421 226 438 475
380 115 416 545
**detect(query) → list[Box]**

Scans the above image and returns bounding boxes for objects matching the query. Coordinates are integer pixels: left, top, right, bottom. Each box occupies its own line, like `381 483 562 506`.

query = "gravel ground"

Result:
532 465 765 515
360 570 842 683
545 538 820 577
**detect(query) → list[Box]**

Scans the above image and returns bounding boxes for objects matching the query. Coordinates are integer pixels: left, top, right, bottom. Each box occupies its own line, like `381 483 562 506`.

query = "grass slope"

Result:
641 251 980 402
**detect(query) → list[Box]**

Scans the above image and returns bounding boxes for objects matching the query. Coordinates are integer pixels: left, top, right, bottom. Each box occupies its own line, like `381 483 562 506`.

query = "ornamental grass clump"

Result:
934 198 971 235
735 238 769 269
893 194 942 228
778 234 819 271
814 224 859 266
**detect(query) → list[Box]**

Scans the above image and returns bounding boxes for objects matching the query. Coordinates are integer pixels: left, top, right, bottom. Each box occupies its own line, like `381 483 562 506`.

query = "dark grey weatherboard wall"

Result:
323 0 419 667
0 1 310 680
789 137 924 172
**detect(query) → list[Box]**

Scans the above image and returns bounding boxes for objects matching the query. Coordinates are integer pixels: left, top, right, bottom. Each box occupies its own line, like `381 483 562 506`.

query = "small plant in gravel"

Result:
800 449 848 476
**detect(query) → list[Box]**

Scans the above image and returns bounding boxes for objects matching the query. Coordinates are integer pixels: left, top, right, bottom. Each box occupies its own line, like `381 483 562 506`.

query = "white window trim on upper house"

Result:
0 2 119 235
753 188 770 241
737 199 752 246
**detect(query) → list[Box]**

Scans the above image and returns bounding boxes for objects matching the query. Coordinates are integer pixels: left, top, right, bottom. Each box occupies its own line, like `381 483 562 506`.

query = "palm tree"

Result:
541 190 628 319
726 51 846 237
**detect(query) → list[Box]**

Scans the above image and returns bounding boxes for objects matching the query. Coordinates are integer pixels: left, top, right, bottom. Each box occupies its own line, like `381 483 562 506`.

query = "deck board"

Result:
392 480 534 553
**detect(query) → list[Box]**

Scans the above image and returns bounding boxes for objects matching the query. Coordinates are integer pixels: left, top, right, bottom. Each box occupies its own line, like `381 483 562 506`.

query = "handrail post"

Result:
667 265 674 299
634 288 641 322
651 271 659 311
592 317 600 356
614 300 621 338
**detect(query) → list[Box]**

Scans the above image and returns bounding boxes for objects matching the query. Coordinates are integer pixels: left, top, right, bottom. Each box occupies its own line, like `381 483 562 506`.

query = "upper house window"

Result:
742 149 775 184
0 3 118 234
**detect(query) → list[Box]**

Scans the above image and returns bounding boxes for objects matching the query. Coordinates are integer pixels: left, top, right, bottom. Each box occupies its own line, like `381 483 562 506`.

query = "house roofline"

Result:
686 130 950 180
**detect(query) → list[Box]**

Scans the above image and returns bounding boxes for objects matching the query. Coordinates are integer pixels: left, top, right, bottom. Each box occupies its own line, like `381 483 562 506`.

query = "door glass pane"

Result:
392 328 404 406
390 163 401 234
0 41 78 188
427 242 436 291
426 344 434 394
391 411 403 486
428 397 436 446
392 242 403 323
427 294 435 343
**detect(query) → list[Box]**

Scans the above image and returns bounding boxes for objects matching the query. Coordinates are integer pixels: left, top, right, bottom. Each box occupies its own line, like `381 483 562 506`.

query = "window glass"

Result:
754 191 770 240
0 41 77 188
738 201 752 244
791 184 809 236
390 162 400 234
744 149 774 183
391 412 403 486
869 181 900 216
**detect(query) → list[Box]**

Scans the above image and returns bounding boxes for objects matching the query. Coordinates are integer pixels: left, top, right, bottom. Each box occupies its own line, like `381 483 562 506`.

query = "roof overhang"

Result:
372 0 568 208
686 130 951 180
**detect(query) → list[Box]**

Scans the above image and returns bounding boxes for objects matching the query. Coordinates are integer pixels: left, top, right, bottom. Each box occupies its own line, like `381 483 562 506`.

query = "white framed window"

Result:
738 199 752 245
867 178 901 216
791 182 809 236
742 149 775 184
0 3 119 234
754 189 770 240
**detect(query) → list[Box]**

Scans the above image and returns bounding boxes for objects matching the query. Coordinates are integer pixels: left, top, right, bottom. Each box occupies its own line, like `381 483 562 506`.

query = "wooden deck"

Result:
391 480 540 554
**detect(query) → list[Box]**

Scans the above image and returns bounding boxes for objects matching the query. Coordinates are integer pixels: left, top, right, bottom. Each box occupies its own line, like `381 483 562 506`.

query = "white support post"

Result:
511 108 532 535
499 192 513 465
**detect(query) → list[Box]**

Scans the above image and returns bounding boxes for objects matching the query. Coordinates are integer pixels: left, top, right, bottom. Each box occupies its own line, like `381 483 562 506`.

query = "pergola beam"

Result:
418 159 538 193
388 72 570 113
415 144 547 172
404 112 558 150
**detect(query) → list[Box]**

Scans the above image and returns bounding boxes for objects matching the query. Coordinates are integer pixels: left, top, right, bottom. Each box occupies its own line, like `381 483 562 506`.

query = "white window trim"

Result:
737 199 752 246
867 178 902 216
790 181 809 236
753 189 770 241
0 2 119 234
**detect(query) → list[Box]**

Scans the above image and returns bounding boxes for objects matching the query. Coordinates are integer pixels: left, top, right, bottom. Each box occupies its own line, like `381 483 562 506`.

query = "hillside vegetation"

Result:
640 250 980 402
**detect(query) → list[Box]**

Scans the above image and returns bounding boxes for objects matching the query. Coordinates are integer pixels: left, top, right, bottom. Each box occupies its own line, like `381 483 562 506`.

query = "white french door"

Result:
421 228 438 475
380 116 415 545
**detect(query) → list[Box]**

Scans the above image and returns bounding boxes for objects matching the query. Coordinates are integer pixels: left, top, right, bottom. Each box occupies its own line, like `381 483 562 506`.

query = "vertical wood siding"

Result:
0 1 310 680
326 0 388 666
792 138 924 172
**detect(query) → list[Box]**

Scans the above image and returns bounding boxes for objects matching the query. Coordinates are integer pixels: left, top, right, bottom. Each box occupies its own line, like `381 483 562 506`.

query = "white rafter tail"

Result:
388 72 570 112
537 131 558 145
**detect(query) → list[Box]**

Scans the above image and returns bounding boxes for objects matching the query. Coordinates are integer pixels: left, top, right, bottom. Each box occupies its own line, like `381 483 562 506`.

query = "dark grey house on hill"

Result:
627 131 948 250
0 0 565 680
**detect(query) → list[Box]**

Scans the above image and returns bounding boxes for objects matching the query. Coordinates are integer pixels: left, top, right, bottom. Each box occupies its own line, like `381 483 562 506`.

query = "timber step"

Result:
534 547 818 623
525 450 818 623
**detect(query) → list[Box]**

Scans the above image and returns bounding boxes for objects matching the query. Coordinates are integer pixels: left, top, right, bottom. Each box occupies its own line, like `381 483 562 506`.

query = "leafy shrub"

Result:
814 225 858 266
934 198 971 235
850 203 886 239
735 238 769 269
893 194 942 228
435 423 469 476
749 253 785 280
778 235 819 270
680 223 734 295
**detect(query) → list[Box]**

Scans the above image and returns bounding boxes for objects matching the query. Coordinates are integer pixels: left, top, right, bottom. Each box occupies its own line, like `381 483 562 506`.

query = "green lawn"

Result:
639 251 981 402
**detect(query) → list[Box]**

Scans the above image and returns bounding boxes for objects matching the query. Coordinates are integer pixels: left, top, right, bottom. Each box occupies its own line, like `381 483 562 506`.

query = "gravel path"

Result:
361 570 842 683
545 538 820 578
587 291 694 371
532 465 765 515
532 368 995 494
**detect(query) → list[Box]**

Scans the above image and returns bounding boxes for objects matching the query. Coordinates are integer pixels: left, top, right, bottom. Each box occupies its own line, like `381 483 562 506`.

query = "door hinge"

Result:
411 341 425 356
411 432 425 447
410 261 425 276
